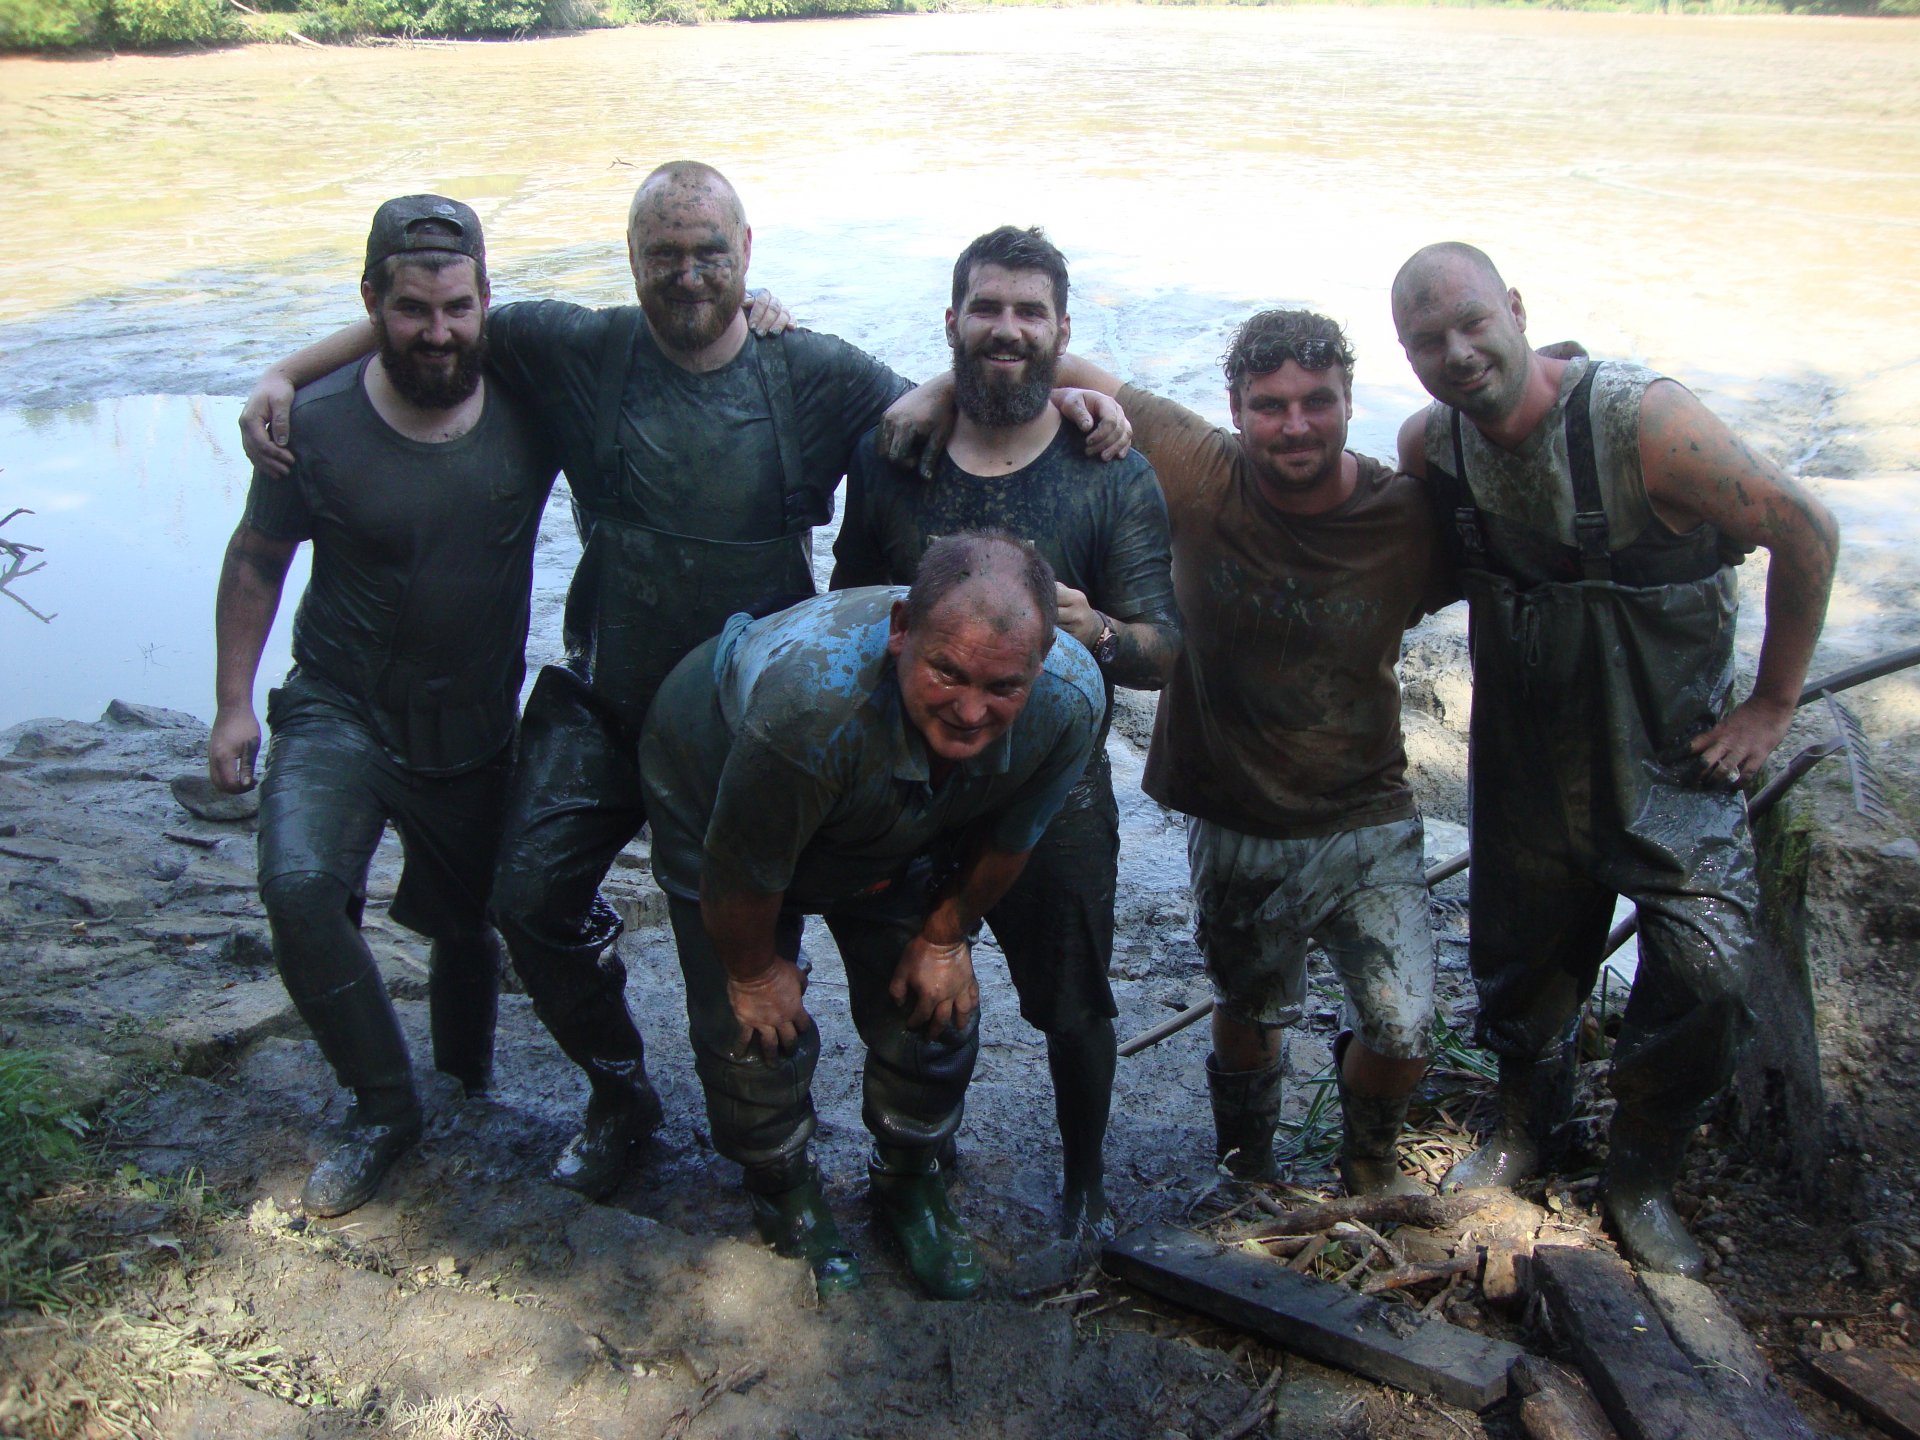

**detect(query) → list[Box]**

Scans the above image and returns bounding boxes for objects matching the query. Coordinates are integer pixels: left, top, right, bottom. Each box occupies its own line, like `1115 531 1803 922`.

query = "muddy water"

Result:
1 9 1917 727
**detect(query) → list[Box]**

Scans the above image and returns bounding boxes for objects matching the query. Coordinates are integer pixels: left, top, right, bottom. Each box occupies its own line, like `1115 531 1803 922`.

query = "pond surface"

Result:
1 8 1917 727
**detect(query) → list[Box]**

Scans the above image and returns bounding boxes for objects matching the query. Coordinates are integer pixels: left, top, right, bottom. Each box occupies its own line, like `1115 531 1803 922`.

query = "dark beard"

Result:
374 320 486 410
951 340 1058 428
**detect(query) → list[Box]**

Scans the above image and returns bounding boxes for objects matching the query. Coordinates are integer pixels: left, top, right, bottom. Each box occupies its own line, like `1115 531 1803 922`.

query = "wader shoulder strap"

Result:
751 332 814 534
593 307 643 492
1431 409 1490 569
1563 362 1609 581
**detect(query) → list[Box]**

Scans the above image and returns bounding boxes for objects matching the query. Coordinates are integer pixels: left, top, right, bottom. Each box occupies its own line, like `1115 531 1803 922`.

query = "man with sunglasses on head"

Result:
1050 312 1453 1198
1391 242 1838 1276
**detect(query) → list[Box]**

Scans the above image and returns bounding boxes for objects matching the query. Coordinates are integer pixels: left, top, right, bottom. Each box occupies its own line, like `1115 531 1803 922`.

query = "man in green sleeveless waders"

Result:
1391 242 1839 1275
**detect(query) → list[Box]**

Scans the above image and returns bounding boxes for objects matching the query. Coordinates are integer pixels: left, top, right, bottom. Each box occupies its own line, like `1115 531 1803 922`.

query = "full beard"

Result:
952 340 1058 428
642 277 745 354
375 322 486 410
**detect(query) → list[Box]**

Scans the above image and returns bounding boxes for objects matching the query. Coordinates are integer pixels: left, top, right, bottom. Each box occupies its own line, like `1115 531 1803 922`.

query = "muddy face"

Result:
1228 360 1352 500
627 181 749 357
947 263 1068 428
1392 255 1533 425
887 589 1047 765
365 258 488 409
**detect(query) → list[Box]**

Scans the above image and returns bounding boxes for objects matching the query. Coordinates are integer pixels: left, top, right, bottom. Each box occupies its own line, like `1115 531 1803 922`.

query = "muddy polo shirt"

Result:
1119 386 1452 840
483 302 913 715
829 426 1177 790
641 587 1105 910
242 358 560 775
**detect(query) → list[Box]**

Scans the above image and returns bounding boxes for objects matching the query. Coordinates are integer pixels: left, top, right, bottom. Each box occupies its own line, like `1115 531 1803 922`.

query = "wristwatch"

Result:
1090 613 1120 668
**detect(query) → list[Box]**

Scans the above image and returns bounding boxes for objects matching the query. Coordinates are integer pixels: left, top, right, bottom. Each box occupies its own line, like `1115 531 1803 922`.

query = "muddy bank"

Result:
4 660 1918 1436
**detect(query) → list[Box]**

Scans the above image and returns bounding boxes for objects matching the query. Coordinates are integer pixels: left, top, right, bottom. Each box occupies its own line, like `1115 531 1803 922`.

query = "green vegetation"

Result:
3 0 1911 54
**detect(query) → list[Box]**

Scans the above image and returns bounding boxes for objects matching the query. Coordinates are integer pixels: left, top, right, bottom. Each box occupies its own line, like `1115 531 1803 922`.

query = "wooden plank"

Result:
1103 1223 1523 1410
1511 1356 1620 1440
1637 1272 1820 1440
1531 1246 1746 1440
1807 1349 1920 1440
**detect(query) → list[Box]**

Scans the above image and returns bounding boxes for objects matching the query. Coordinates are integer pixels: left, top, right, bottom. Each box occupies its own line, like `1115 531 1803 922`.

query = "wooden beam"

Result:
1638 1272 1819 1440
1807 1349 1920 1440
1531 1246 1746 1440
1104 1224 1523 1410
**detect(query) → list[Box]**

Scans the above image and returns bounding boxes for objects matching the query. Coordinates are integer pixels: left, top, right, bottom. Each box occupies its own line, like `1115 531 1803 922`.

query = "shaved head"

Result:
628 161 746 237
1391 242 1508 318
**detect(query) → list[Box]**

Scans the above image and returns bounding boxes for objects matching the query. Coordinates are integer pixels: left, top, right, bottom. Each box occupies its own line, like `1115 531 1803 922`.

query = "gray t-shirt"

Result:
640 587 1105 910
243 358 560 774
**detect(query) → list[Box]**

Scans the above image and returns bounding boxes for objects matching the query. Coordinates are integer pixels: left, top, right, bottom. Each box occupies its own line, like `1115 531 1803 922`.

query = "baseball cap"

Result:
363 195 485 279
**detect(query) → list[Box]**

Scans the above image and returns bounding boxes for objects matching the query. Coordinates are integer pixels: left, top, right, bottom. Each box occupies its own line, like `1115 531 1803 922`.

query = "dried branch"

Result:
1 507 55 623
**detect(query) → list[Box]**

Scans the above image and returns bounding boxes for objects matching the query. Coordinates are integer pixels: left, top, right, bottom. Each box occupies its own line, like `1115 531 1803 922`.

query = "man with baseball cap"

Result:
209 194 561 1217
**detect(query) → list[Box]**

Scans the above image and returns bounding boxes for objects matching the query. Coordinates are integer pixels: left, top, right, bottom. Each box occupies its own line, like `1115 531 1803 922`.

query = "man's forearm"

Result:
213 534 290 709
1107 616 1181 690
1055 353 1124 399
920 845 1031 946
700 876 789 982
272 320 377 388
1753 536 1835 711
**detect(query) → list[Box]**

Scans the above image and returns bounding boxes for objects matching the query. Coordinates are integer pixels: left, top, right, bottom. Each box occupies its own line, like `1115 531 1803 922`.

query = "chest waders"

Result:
489 313 816 1200
1434 365 1757 1276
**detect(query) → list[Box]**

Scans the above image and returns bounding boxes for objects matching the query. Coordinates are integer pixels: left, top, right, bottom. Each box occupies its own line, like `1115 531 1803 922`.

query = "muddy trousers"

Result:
665 894 979 1192
489 667 653 1095
1468 835 1754 1119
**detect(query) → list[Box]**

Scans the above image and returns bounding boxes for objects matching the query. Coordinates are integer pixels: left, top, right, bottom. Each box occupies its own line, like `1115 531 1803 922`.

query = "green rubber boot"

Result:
1603 1110 1707 1278
747 1167 862 1297
1206 1052 1284 1182
868 1146 983 1300
1442 1036 1577 1193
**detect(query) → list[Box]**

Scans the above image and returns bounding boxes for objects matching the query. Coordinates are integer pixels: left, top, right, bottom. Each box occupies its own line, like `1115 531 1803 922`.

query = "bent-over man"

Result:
1055 311 1451 1196
210 197 559 1216
833 226 1180 1238
1392 242 1838 1274
640 535 1103 1298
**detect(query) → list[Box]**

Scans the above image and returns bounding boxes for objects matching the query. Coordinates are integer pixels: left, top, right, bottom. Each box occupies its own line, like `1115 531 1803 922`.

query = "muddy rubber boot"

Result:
1442 1038 1577 1193
551 1061 665 1200
1603 1111 1707 1278
746 1160 862 1298
1206 1052 1284 1182
1049 1017 1116 1241
868 1145 983 1300
303 1084 423 1218
1333 1034 1425 1199
428 931 502 1098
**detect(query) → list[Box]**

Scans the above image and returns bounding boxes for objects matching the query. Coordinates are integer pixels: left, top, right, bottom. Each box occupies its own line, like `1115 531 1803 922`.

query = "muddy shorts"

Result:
1188 816 1435 1060
257 671 511 939
983 751 1120 1032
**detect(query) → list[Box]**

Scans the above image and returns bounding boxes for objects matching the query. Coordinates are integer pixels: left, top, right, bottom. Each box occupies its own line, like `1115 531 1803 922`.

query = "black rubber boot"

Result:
303 1085 424 1218
550 1061 665 1200
1332 1033 1425 1199
1442 1036 1577 1192
868 1145 983 1300
429 931 502 1098
1206 1051 1284 1182
746 1158 862 1297
1047 1017 1115 1239
1603 1110 1707 1278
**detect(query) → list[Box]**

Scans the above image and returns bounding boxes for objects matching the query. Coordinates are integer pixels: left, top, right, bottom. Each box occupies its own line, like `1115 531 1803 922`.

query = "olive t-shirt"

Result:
1121 385 1453 839
829 425 1177 779
243 358 561 775
640 587 1105 910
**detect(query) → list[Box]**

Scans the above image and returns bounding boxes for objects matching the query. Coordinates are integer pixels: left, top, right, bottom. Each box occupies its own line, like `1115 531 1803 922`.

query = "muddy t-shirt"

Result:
641 587 1105 910
1120 385 1451 840
482 302 913 717
829 425 1177 778
243 358 560 775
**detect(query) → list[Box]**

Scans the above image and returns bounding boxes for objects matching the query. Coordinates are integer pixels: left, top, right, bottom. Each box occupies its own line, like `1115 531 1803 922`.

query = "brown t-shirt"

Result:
1122 385 1452 839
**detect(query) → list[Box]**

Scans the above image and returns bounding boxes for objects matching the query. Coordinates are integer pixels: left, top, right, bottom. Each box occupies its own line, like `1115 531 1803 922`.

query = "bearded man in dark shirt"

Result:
210 197 560 1217
834 226 1180 1239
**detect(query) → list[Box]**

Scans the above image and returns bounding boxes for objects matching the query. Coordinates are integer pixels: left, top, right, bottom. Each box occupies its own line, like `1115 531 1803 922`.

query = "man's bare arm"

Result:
701 872 808 1063
879 369 1132 477
209 524 297 793
239 321 378 478
890 842 1032 1036
1054 585 1180 690
1638 379 1839 782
